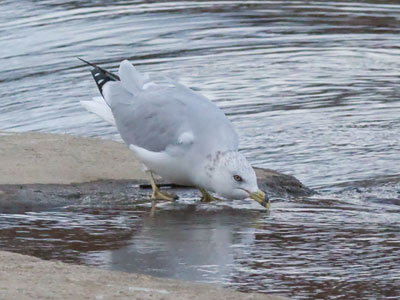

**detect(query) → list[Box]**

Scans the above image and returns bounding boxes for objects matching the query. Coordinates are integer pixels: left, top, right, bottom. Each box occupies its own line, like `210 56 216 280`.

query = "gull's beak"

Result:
249 189 270 208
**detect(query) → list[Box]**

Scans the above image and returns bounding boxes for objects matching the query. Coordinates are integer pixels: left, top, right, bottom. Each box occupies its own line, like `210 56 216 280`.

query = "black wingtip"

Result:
78 57 98 69
78 57 120 96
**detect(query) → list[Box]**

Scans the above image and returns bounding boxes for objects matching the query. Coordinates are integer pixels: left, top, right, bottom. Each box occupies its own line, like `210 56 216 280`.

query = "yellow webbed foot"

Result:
151 190 179 201
198 188 223 202
146 170 178 201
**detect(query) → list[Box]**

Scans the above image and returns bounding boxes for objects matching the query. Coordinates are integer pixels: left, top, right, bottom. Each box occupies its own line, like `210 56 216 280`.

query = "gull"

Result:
79 59 268 208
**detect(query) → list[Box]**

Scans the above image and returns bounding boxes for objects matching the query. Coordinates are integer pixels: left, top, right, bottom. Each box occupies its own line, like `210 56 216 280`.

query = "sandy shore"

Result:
0 251 287 300
0 131 301 300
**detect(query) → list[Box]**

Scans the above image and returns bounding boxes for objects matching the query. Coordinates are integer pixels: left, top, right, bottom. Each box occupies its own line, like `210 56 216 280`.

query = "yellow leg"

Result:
266 199 271 211
198 188 223 202
146 171 178 201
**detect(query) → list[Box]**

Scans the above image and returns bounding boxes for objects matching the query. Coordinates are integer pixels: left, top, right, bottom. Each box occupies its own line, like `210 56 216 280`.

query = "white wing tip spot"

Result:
178 132 194 145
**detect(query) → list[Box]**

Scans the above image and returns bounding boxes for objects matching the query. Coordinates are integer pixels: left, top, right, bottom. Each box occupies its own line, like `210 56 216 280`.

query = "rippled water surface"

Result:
1 1 400 299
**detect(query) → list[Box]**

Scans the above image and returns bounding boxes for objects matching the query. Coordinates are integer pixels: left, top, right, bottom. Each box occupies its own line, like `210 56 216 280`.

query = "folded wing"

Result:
81 59 239 154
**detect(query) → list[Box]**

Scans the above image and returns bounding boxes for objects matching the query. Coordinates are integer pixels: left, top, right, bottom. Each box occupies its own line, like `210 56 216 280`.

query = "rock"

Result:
0 132 143 185
255 168 313 197
0 132 312 197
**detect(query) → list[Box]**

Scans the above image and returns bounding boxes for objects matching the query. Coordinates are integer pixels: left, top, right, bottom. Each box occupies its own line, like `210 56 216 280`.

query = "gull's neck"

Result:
191 150 232 191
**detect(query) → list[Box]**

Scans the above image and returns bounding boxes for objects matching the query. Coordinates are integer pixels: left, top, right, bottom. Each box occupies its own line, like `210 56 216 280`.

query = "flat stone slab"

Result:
0 132 311 197
0 132 144 185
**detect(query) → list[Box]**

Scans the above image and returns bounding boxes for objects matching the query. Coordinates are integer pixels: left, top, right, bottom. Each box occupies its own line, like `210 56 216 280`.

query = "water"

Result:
1 0 400 299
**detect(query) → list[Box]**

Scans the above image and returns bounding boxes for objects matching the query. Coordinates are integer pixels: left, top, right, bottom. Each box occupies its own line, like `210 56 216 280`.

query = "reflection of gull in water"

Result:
83 210 258 283
80 59 267 207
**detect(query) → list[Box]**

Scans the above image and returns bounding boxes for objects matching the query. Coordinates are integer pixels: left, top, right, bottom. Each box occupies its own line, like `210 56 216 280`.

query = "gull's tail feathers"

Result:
118 59 147 94
80 97 116 126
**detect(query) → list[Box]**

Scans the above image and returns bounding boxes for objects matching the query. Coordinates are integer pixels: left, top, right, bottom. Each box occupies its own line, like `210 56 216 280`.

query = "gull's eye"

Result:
233 175 243 182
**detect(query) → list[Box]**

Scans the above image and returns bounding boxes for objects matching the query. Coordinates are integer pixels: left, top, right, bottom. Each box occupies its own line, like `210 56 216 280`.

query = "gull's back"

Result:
103 61 239 155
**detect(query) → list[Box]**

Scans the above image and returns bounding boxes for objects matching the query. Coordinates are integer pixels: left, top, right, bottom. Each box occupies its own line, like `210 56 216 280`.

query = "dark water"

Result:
1 1 400 299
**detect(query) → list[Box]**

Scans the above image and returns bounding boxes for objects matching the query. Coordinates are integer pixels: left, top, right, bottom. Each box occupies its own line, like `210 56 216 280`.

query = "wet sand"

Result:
0 132 306 299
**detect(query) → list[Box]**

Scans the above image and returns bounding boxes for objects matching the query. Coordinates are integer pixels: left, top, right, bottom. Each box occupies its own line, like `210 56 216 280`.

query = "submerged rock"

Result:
255 168 313 198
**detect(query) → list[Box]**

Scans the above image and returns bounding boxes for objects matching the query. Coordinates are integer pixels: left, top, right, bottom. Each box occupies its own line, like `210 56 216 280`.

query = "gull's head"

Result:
203 151 268 207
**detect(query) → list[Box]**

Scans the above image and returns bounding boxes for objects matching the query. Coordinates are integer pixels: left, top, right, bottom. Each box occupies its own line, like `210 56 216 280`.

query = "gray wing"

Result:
104 81 238 153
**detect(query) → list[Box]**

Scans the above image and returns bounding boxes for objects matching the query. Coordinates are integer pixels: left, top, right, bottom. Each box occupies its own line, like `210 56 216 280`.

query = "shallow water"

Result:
1 0 400 299
1 182 399 300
